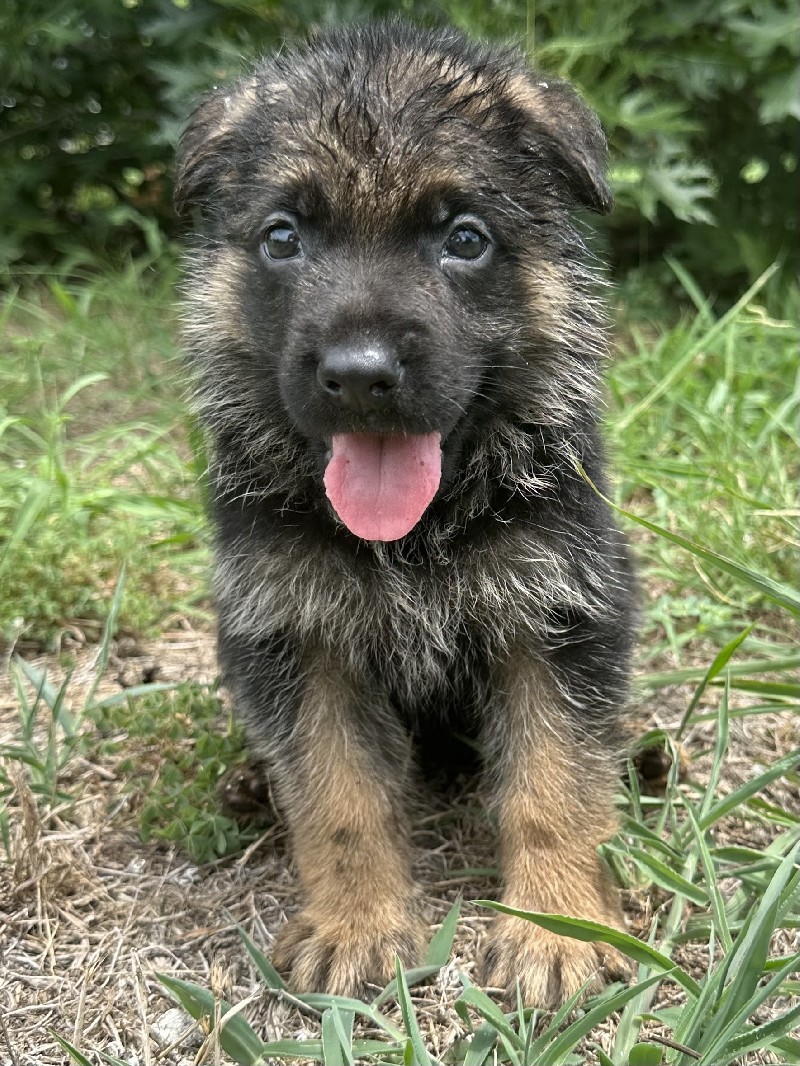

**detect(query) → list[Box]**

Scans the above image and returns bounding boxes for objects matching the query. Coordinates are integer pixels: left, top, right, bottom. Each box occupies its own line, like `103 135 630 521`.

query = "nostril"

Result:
369 379 395 398
323 379 342 395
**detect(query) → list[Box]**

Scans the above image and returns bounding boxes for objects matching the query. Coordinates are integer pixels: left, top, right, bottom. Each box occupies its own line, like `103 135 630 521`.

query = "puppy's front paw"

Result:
479 912 632 1009
273 909 424 998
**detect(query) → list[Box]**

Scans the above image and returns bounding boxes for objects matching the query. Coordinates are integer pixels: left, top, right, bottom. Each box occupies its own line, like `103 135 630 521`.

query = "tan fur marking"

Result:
184 245 249 348
272 665 424 996
481 660 631 1006
395 50 492 105
523 259 572 339
506 73 552 122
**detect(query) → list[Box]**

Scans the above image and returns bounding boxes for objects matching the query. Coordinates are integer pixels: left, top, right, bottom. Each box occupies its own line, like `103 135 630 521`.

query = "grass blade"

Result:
15 657 64 717
475 903 701 997
462 1021 499 1065
578 465 800 616
51 1035 93 1066
621 845 708 905
615 262 778 433
639 653 800 690
617 506 799 615
330 1007 355 1066
684 804 732 951
395 957 440 1066
83 565 126 711
698 953 800 1065
0 479 51 572
537 973 664 1066
680 847 800 1053
372 964 442 1007
701 1004 800 1065
619 816 684 862
699 749 800 829
675 626 751 738
91 681 186 708
298 993 404 1041
524 976 598 1062
321 1011 342 1066
425 895 462 966
321 1007 355 1066
157 973 265 1065
236 925 287 990
699 678 730 821
456 985 523 1056
723 679 800 698
256 1040 322 1060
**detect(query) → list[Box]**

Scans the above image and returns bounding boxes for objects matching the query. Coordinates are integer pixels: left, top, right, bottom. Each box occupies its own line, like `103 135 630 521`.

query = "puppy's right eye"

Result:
262 222 302 261
440 218 491 265
443 225 487 260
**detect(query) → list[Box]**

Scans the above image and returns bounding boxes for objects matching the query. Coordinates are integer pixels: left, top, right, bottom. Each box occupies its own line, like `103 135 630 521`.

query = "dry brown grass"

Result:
1 628 797 1065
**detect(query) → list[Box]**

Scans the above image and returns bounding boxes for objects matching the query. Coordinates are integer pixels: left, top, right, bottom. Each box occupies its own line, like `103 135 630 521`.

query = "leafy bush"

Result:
0 0 268 265
528 0 799 292
1 0 797 292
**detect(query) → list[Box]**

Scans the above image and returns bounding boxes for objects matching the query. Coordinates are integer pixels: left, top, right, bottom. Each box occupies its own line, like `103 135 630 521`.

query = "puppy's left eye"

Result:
442 225 489 261
262 221 302 261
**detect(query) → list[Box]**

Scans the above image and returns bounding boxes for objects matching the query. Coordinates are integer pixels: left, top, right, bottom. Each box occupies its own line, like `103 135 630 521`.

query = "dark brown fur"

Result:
176 20 637 1006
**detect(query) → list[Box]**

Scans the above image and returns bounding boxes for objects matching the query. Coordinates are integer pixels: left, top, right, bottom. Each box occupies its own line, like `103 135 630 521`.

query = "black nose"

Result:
316 342 403 412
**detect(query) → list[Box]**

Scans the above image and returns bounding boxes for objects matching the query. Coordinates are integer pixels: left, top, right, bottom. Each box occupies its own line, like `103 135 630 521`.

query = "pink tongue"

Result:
324 432 441 541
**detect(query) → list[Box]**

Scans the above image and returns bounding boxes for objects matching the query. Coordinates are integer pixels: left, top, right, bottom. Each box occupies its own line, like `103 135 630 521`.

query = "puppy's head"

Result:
177 22 612 541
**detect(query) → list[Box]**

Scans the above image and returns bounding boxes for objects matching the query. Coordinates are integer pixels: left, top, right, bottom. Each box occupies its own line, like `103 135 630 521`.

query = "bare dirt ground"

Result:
1 624 797 1066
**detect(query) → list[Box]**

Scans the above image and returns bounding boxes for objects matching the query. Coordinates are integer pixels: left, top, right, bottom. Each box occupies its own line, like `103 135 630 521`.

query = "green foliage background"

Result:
1 0 797 292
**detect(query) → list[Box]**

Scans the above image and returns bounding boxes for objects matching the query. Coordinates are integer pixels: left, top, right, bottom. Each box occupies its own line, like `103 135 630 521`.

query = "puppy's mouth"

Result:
323 432 442 542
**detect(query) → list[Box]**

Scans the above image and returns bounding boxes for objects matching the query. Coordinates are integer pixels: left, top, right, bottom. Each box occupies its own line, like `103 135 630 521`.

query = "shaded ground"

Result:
1 623 797 1065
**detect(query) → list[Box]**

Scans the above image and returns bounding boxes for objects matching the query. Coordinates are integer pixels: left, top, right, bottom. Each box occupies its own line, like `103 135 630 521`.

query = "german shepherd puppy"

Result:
175 20 636 1008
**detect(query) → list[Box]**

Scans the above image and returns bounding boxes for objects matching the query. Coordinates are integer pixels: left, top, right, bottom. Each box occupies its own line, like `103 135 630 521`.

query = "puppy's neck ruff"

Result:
324 432 441 541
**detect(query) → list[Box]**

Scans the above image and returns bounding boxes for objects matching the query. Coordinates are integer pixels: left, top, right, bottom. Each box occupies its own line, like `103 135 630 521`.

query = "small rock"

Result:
152 1006 201 1048
173 864 200 886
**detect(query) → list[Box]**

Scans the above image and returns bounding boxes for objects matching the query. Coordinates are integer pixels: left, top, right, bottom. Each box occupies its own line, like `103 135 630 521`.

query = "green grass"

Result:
0 259 207 645
2 257 798 1064
609 261 799 663
136 760 800 1066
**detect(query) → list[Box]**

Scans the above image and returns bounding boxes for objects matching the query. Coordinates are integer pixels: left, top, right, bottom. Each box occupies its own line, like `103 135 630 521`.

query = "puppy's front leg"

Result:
270 658 424 997
480 657 631 1007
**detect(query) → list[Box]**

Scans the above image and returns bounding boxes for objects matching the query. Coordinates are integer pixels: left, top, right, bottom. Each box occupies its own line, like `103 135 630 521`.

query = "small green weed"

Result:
91 682 262 863
0 571 128 820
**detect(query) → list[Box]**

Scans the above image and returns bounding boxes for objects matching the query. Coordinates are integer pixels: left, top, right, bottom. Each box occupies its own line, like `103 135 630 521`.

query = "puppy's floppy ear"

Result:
509 73 613 215
174 77 257 218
